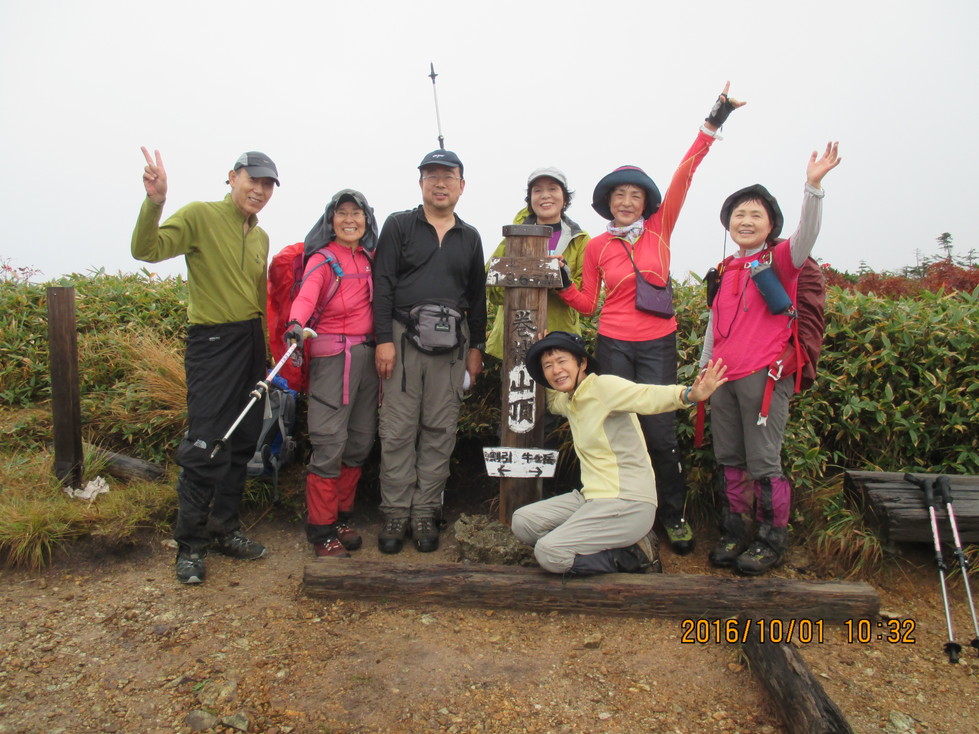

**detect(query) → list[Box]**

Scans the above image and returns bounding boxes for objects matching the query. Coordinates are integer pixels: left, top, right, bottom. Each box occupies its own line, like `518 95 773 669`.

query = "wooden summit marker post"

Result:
485 224 563 524
47 286 84 488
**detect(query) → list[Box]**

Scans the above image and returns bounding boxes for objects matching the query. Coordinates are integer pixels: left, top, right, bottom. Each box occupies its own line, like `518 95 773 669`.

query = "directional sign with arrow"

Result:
483 447 559 478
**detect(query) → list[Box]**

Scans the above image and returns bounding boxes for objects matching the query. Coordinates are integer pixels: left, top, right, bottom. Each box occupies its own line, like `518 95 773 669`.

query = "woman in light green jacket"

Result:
485 167 589 360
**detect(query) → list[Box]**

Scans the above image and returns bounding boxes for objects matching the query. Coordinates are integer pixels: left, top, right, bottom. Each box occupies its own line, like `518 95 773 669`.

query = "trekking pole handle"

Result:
286 326 318 346
935 475 953 504
903 472 937 508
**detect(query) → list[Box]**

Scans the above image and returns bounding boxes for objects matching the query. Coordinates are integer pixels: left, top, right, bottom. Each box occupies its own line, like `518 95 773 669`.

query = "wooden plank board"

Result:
844 471 979 544
739 615 855 734
486 256 563 289
303 560 879 622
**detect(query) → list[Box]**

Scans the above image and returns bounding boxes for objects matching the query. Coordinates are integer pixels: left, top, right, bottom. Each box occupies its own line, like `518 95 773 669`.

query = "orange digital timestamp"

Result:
843 618 916 644
679 618 825 645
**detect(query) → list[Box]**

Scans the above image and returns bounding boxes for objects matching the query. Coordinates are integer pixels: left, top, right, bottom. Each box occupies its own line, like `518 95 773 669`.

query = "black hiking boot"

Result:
735 526 788 576
212 531 267 560
610 537 654 574
709 511 750 568
176 550 206 584
412 516 440 553
378 516 410 554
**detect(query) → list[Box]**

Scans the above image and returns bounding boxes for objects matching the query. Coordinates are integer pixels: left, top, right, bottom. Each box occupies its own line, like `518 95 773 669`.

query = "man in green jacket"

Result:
132 148 279 584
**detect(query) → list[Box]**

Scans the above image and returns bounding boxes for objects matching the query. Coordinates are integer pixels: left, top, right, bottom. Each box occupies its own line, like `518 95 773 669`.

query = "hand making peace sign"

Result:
140 146 168 204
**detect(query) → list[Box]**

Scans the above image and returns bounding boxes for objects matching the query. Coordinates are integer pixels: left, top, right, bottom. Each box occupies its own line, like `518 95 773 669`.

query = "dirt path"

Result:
1 507 976 734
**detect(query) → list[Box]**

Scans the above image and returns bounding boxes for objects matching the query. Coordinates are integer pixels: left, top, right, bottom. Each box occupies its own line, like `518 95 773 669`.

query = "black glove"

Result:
559 262 573 290
705 92 735 128
284 321 305 348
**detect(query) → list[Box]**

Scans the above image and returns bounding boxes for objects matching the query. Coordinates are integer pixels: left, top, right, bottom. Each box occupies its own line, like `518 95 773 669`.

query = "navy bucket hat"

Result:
719 184 784 242
525 331 601 388
591 165 662 220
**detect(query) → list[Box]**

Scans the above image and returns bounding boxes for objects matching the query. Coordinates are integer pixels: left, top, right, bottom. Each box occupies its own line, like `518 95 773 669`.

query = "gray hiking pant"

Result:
511 490 656 574
378 320 468 519
307 343 379 478
710 368 794 478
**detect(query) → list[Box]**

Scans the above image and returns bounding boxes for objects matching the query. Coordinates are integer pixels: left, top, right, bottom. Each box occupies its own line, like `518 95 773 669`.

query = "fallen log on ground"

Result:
86 443 165 482
739 615 855 734
303 560 879 621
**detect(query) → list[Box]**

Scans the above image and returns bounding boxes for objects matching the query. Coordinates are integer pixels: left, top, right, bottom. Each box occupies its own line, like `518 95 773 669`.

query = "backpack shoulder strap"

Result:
302 247 344 330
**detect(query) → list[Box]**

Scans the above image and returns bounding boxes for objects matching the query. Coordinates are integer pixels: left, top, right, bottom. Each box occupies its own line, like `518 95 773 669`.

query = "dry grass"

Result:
0 446 174 570
101 330 186 426
798 474 886 579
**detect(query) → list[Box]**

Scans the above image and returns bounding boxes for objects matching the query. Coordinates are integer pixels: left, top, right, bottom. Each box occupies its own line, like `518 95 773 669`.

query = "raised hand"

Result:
806 142 842 188
689 358 729 402
141 146 168 204
704 81 747 131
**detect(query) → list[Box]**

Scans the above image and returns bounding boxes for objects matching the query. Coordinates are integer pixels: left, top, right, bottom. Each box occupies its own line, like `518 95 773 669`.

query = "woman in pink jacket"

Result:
286 189 378 558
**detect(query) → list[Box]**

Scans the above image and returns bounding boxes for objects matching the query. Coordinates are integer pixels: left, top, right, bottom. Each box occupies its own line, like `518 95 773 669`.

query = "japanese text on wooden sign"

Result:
483 447 559 478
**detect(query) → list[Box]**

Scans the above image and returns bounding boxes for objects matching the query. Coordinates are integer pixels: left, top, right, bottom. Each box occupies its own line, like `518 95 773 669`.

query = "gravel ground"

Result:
1 505 977 734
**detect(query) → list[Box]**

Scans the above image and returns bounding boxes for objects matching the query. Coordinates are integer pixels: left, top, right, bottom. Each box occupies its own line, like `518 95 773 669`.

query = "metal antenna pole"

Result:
429 62 445 150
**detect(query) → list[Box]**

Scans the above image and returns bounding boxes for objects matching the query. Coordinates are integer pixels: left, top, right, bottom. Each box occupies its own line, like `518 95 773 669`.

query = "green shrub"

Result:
2 273 977 573
3 274 978 482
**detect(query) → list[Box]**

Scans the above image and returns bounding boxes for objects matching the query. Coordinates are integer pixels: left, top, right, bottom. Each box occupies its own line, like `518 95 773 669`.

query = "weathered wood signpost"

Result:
48 286 83 488
485 224 563 524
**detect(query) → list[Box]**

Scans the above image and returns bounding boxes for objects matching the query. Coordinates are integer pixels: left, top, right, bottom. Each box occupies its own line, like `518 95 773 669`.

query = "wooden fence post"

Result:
47 286 83 488
487 224 562 524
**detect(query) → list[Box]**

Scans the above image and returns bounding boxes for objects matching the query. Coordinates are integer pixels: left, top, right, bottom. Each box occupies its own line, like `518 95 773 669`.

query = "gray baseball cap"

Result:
527 167 568 188
232 151 280 186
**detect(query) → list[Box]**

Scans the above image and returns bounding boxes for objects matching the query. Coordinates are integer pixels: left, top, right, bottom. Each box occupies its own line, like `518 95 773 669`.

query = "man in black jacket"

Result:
372 149 486 554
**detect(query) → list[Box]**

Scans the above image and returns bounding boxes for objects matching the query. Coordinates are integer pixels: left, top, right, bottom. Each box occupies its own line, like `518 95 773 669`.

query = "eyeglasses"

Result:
421 173 461 183
334 208 365 218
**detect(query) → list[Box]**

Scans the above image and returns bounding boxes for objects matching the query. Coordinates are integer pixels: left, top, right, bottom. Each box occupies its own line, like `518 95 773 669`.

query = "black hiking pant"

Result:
596 332 688 527
173 319 265 552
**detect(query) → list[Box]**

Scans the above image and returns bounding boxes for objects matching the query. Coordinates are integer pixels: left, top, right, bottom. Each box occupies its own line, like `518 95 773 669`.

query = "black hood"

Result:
304 188 378 258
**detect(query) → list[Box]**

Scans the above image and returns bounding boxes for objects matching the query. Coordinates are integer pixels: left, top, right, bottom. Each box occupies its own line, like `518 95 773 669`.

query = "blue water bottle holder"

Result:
749 259 796 317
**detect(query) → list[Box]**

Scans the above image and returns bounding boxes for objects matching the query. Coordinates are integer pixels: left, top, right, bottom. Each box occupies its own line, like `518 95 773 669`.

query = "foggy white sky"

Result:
1 0 975 283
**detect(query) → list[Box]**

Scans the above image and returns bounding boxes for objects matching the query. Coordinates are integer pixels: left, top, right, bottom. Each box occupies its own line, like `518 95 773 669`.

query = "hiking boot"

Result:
212 531 268 560
639 531 663 573
610 541 652 573
664 518 695 555
735 540 784 576
709 509 749 568
313 538 351 558
335 520 363 551
176 551 206 584
709 533 751 568
412 516 440 553
378 516 410 554
735 525 789 576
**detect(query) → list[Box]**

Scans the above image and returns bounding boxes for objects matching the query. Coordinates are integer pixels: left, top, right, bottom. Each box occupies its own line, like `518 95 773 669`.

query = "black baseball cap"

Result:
418 149 464 178
232 151 280 186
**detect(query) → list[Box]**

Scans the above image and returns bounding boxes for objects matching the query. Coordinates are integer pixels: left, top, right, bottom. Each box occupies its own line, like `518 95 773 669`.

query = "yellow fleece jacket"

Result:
547 373 690 504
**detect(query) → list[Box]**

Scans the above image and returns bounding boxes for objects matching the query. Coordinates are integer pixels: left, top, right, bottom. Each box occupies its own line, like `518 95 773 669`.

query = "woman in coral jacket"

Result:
556 82 744 555
285 189 378 558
